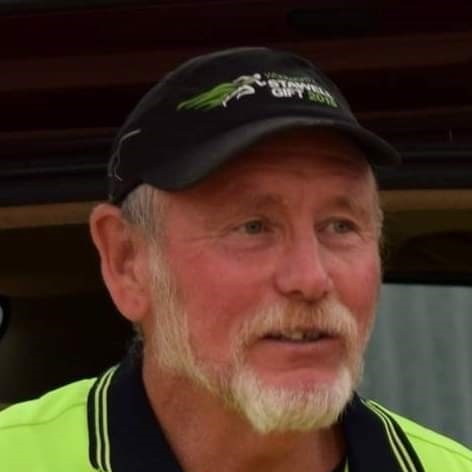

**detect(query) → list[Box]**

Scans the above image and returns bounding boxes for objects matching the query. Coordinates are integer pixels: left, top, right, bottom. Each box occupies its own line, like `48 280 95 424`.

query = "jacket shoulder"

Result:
374 401 472 470
0 378 97 472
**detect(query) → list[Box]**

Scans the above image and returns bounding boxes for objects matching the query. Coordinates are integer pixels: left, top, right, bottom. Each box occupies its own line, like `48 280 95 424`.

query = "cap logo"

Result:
177 72 337 111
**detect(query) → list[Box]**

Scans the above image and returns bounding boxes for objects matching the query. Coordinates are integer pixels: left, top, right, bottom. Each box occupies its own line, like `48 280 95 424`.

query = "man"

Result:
0 47 471 471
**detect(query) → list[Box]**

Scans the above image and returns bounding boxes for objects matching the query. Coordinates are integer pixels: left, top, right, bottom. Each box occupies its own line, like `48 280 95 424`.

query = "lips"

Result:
263 329 330 343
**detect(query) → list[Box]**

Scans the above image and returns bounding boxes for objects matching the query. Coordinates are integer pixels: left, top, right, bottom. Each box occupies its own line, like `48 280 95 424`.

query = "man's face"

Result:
146 130 381 433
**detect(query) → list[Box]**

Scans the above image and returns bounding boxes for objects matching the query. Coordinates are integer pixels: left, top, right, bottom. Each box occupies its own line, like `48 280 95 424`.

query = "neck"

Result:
142 357 346 472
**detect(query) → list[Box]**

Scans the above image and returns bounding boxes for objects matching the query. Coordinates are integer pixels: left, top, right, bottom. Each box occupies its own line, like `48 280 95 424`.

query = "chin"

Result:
225 364 355 434
254 365 348 392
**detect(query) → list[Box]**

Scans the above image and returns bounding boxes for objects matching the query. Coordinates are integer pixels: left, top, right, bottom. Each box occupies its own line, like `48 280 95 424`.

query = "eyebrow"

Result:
200 193 285 228
219 194 286 221
224 192 372 217
329 195 374 222
201 190 376 229
237 192 369 210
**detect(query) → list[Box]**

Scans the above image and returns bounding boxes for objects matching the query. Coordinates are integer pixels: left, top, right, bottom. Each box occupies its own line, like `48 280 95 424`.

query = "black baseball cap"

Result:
108 47 400 203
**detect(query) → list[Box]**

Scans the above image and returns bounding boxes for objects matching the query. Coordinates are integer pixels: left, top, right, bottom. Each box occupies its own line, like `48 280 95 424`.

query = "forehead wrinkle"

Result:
333 194 367 214
201 192 287 227
230 193 286 213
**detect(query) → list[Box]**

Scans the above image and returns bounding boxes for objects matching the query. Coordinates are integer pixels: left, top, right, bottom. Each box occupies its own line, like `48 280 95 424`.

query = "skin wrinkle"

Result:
165 182 378 256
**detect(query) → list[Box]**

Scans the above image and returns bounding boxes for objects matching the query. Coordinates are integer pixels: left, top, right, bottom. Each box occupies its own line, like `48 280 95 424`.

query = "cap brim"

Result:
141 115 401 191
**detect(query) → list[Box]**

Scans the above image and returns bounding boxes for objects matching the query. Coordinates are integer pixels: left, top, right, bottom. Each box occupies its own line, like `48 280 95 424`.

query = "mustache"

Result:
237 296 358 349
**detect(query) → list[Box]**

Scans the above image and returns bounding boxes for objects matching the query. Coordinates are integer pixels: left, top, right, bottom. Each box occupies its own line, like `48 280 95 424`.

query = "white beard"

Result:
149 248 366 434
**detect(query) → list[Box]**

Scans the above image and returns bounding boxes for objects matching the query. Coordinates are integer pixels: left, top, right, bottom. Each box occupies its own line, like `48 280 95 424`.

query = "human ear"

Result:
89 203 152 323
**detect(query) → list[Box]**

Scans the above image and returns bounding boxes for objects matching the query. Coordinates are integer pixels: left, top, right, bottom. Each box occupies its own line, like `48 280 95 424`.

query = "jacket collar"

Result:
87 353 424 472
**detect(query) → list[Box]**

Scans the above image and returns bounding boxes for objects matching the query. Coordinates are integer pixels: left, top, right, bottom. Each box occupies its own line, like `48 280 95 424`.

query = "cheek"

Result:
169 250 273 360
330 248 381 336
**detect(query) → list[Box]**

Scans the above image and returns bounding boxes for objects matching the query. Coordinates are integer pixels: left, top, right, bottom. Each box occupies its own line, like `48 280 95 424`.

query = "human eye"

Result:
224 217 275 251
329 219 357 234
237 219 267 235
318 218 362 247
318 218 362 243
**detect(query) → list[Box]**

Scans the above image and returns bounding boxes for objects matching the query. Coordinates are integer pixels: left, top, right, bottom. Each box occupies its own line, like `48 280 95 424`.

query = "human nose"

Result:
273 235 333 303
